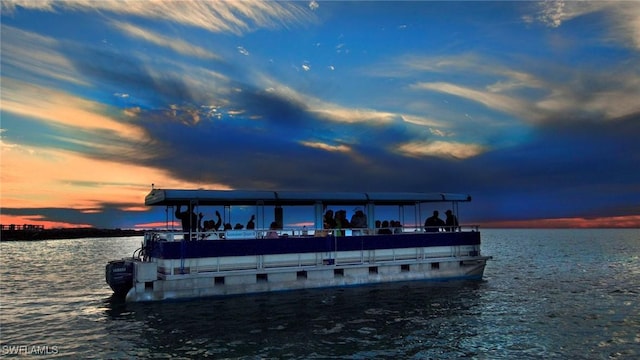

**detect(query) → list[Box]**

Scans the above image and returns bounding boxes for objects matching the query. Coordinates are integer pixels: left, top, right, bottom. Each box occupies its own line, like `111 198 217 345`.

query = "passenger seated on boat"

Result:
424 210 445 232
266 221 279 238
444 210 459 232
378 220 393 234
234 223 244 230
391 220 403 234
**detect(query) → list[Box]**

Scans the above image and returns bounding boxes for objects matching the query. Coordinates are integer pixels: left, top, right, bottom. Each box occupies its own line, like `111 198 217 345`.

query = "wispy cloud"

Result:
310 107 396 125
111 21 222 60
400 115 446 129
406 51 640 126
535 74 640 120
0 25 87 85
2 0 316 35
259 80 397 125
531 1 640 50
1 78 147 143
299 141 351 153
411 81 533 121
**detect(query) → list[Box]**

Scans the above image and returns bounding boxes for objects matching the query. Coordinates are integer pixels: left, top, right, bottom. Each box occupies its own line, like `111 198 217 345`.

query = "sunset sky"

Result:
1 1 639 229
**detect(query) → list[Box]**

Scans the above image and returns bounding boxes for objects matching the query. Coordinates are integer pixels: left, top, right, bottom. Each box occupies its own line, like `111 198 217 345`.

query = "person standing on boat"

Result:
424 210 445 232
350 209 367 228
334 210 350 236
444 210 459 232
324 210 336 229
175 204 200 240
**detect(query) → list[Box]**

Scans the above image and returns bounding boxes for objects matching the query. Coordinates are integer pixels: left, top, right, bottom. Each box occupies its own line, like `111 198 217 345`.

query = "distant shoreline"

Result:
0 228 144 241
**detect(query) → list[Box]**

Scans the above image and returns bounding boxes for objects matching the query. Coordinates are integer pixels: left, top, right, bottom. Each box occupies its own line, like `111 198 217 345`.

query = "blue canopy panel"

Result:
145 189 472 207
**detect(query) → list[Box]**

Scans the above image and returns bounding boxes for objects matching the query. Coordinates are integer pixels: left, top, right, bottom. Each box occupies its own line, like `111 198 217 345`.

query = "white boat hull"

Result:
124 245 490 302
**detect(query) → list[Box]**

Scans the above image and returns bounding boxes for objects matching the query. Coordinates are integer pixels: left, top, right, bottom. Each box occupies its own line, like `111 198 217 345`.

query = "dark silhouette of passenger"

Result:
445 210 459 232
203 211 223 231
391 220 403 234
378 220 393 234
246 215 255 229
234 223 244 230
335 210 350 228
350 209 367 228
324 210 336 229
175 204 201 240
424 210 445 232
266 221 279 238
333 210 350 236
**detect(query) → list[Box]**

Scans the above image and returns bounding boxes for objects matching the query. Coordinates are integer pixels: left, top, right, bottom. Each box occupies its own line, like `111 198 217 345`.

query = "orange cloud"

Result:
134 221 180 230
299 141 351 153
2 78 147 141
479 215 640 228
0 141 231 229
396 140 485 159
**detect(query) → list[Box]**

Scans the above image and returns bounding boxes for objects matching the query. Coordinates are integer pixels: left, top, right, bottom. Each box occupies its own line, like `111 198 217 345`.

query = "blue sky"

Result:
1 1 639 229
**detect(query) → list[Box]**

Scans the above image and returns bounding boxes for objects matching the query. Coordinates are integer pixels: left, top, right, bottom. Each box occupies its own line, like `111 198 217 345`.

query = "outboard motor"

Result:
105 260 134 296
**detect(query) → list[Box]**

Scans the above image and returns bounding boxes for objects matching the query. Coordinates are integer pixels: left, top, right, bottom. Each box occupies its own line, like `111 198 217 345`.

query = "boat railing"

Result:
147 226 485 275
144 225 480 242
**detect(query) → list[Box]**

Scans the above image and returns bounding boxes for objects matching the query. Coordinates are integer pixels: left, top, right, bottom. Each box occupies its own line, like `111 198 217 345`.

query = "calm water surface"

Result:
1 229 639 359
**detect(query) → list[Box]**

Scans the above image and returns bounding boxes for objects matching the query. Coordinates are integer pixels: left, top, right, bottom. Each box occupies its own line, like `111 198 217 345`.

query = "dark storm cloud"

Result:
463 112 640 221
53 32 446 193
34 18 638 226
133 100 469 194
234 88 313 128
128 91 450 192
80 89 637 225
69 46 196 107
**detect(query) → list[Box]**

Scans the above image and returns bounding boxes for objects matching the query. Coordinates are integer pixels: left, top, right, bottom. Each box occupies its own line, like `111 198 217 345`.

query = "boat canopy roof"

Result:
145 189 472 207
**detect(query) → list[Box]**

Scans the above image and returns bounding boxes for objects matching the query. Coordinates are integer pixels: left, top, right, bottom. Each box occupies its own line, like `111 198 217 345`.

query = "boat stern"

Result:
105 259 134 296
106 258 158 300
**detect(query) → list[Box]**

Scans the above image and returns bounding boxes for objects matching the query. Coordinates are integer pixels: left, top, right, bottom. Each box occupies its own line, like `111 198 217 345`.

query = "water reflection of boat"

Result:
106 188 491 302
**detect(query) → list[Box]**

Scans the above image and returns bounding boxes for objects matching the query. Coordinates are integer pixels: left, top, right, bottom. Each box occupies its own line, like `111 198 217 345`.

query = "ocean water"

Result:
1 229 638 359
